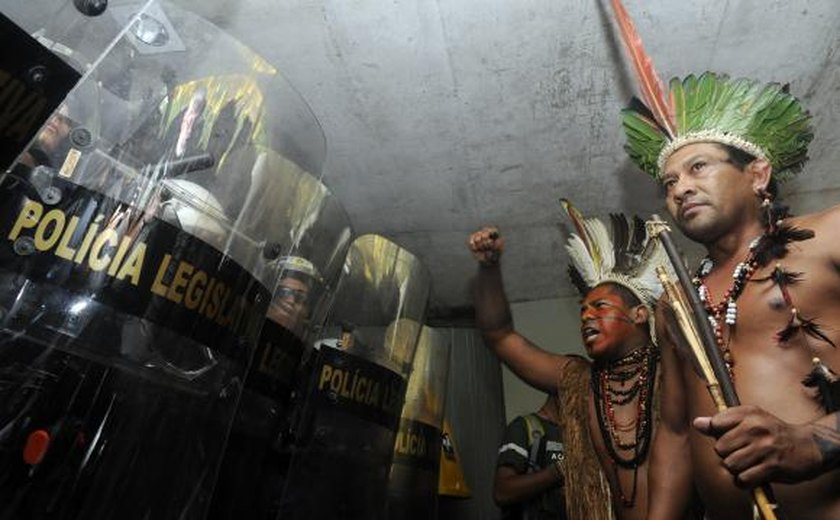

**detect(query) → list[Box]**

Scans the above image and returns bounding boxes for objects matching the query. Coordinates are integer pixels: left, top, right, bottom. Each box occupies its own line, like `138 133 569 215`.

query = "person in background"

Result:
494 394 567 520
266 255 319 337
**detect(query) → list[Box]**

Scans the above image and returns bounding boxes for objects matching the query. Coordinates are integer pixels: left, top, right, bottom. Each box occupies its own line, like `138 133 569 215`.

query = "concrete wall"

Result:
499 296 586 422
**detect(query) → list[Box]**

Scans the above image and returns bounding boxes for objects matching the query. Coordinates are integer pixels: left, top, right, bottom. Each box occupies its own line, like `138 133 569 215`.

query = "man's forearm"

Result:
472 258 562 392
474 263 513 334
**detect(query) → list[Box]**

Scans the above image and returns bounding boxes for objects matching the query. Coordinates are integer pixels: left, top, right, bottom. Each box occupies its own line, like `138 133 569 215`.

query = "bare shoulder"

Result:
788 204 840 235
785 205 840 257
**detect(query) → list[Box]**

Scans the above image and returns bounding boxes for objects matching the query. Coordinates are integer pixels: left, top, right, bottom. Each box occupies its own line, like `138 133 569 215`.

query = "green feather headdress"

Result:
611 0 813 180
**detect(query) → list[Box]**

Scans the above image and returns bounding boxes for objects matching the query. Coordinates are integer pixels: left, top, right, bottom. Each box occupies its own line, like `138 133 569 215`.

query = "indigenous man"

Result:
468 200 674 520
636 83 840 520
608 8 840 515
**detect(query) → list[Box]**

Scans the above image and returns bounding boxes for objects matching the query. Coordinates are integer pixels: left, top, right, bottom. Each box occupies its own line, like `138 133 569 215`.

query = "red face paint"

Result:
579 285 640 361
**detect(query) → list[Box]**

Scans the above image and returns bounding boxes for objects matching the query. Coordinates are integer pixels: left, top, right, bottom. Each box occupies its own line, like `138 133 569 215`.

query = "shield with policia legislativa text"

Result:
0 1 333 518
386 325 451 520
279 234 432 520
0 10 81 171
209 153 353 519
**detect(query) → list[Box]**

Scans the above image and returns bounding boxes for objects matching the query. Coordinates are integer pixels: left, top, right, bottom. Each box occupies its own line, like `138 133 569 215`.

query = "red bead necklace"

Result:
693 237 762 375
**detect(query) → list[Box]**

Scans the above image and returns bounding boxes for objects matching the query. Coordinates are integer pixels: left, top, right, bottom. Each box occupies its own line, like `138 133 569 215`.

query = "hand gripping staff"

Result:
647 216 784 520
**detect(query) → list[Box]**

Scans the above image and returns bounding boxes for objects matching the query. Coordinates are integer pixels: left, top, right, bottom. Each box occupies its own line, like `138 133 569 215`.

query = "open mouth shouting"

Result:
581 324 600 344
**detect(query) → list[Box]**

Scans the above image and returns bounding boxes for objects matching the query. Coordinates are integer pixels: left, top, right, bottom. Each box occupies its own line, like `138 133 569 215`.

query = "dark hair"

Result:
721 144 755 170
721 144 779 197
595 282 642 308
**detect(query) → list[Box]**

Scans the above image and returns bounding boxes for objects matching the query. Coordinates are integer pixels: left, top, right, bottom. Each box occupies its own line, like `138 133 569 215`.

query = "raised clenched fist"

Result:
468 226 504 266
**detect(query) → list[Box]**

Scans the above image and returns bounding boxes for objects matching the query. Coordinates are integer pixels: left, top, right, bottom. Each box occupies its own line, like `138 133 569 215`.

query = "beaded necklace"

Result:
689 197 839 410
692 236 763 376
590 344 658 508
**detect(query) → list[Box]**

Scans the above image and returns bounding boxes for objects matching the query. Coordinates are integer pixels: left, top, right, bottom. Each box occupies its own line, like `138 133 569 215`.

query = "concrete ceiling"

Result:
6 0 840 320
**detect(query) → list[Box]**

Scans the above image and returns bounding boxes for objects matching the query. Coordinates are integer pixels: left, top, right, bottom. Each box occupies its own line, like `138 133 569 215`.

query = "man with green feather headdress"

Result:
607 2 840 519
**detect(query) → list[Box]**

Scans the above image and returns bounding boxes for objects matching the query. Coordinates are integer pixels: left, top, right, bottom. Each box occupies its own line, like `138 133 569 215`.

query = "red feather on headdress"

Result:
610 0 676 138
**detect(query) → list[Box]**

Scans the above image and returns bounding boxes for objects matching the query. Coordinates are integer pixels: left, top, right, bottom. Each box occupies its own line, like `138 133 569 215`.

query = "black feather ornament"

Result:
751 265 803 288
567 265 591 297
802 359 840 412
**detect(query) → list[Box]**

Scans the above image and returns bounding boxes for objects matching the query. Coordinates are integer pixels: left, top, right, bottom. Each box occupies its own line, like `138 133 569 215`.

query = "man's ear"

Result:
633 305 650 325
748 158 772 194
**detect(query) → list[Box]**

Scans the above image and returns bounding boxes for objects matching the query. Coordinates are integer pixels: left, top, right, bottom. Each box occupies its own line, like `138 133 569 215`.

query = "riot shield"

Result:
280 234 432 520
386 326 451 520
0 7 81 170
210 180 352 520
0 2 331 519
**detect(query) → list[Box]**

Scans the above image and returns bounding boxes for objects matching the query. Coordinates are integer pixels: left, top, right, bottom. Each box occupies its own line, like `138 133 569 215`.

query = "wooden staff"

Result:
648 215 783 520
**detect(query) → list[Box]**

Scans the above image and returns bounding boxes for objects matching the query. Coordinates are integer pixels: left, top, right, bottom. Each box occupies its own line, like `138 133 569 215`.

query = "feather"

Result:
611 213 631 271
676 73 724 133
585 219 614 276
630 215 647 256
776 311 836 348
609 0 676 138
800 316 837 348
754 224 814 266
802 359 840 412
561 198 601 267
611 213 649 274
560 200 671 318
751 265 802 288
561 199 615 280
631 228 672 301
624 69 813 179
568 265 591 297
566 235 600 287
776 313 800 344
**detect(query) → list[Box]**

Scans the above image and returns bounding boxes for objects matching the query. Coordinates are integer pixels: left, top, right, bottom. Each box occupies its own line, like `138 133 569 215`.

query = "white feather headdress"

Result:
561 199 669 313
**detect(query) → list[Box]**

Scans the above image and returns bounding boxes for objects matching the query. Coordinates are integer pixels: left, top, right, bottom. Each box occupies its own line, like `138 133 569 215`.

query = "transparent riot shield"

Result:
0 8 81 169
386 326 451 520
0 2 333 519
280 234 432 520
210 179 352 520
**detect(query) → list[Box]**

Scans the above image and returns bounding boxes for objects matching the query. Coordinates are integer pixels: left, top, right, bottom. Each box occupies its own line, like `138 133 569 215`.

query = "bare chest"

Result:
697 254 840 390
679 229 840 516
